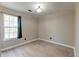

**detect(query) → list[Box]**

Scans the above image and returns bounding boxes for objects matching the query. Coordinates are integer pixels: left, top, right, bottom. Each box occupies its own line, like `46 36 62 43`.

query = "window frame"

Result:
3 14 18 41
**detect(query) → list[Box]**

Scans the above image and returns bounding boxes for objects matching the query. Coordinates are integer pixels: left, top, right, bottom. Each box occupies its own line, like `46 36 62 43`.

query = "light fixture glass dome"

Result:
37 8 42 13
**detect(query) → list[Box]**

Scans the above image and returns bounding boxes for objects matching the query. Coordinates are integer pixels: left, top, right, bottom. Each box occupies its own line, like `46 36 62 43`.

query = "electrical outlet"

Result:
24 38 26 40
50 37 52 40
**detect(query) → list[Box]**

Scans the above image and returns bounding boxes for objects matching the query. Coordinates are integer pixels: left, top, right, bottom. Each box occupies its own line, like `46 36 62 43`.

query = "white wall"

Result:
0 4 75 53
38 8 75 47
75 3 79 57
0 12 2 56
0 5 38 49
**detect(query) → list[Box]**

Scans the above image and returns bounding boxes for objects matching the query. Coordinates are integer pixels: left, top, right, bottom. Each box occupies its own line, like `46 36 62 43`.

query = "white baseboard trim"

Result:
38 38 76 57
1 38 38 52
38 38 74 49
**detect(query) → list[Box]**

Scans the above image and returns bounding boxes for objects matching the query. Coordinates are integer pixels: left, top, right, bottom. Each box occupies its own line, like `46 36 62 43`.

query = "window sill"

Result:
3 38 18 41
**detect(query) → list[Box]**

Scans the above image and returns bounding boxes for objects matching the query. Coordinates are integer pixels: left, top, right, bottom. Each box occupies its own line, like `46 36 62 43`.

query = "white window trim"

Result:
3 14 18 41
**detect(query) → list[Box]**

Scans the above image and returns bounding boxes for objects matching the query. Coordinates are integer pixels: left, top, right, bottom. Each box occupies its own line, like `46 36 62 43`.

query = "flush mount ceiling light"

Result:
34 4 43 13
36 6 42 13
26 4 43 13
35 4 43 9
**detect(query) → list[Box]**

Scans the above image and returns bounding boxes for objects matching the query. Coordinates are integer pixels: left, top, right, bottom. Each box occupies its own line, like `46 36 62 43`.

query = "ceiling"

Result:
0 2 75 16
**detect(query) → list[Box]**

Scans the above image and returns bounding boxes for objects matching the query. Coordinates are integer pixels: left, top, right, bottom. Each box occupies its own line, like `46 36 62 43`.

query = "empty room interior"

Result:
0 2 79 57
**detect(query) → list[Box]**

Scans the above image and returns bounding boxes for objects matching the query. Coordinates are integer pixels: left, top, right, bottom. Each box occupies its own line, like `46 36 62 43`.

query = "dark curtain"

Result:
17 16 22 38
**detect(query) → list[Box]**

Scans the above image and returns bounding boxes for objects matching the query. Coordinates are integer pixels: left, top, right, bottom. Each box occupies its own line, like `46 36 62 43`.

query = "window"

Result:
4 14 18 40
